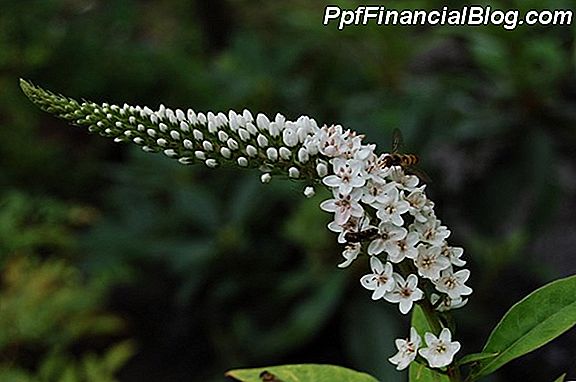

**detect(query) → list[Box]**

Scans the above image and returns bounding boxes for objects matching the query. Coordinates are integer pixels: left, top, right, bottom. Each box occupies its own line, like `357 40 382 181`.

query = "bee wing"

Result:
409 166 433 184
391 128 404 153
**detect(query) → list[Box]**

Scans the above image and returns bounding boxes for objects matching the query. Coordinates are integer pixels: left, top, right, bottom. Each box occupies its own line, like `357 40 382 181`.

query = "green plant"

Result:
18 80 576 381
0 191 134 382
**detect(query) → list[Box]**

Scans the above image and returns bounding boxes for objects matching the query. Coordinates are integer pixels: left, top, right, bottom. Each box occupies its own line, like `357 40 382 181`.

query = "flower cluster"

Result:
315 125 471 313
389 327 461 370
20 79 470 372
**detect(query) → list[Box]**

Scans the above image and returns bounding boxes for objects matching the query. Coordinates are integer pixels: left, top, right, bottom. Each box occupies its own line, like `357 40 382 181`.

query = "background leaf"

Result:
225 364 379 382
469 275 576 380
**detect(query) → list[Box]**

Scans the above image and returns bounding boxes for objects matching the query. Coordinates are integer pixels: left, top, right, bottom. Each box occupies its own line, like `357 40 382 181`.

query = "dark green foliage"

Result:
3 0 576 381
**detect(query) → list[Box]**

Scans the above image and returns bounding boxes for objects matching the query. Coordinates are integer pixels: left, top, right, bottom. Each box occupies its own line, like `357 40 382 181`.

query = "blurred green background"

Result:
1 0 575 381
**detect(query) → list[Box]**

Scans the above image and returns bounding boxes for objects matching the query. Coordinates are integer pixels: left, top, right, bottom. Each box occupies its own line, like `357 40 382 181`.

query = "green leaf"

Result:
456 352 498 366
409 305 449 382
469 275 576 380
553 373 566 382
225 364 379 382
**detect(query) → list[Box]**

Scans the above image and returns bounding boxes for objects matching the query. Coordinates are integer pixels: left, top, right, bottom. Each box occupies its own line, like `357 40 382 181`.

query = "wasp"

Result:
380 129 430 183
259 371 283 382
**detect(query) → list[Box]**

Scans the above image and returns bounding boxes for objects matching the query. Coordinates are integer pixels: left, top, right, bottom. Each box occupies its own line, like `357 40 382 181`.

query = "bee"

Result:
380 129 430 183
259 371 283 382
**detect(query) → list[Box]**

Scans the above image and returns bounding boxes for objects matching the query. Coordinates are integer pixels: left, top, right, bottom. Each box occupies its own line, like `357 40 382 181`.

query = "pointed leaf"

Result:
470 275 576 380
553 373 566 382
225 364 379 382
456 352 498 366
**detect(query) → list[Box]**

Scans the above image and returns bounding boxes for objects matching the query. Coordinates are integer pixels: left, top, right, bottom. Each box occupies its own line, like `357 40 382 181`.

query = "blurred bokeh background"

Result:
1 0 575 381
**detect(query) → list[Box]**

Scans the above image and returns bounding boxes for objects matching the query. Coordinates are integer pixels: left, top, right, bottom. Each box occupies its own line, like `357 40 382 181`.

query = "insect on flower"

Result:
259 370 283 382
343 227 379 243
380 129 431 183
344 217 379 243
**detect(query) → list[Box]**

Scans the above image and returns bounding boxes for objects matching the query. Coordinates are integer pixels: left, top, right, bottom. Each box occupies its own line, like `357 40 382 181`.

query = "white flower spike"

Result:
20 80 474 377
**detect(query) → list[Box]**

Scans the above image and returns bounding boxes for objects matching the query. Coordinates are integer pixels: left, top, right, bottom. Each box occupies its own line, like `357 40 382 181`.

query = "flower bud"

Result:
246 145 258 157
260 173 272 183
205 158 218 168
256 113 270 132
279 147 291 160
227 138 239 150
202 141 214 151
316 162 328 177
193 129 203 140
220 147 232 158
237 156 248 167
288 167 300 178
257 134 269 148
297 147 310 163
266 147 278 161
183 139 194 150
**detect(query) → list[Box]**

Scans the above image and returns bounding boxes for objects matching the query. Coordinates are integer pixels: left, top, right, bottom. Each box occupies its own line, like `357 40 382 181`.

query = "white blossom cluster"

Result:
314 125 471 313
21 79 470 373
389 327 461 370
311 124 471 371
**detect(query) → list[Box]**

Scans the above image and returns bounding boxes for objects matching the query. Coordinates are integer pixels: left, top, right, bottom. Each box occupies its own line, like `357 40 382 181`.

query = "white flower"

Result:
318 124 347 157
361 179 394 206
412 219 450 246
375 186 410 226
434 268 472 299
440 244 466 267
363 153 391 182
389 167 419 191
431 294 468 312
384 231 419 263
384 273 423 314
360 257 395 300
389 327 421 370
419 328 461 368
414 244 451 280
367 223 407 256
322 158 366 195
404 186 429 223
320 189 364 225
339 243 361 268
